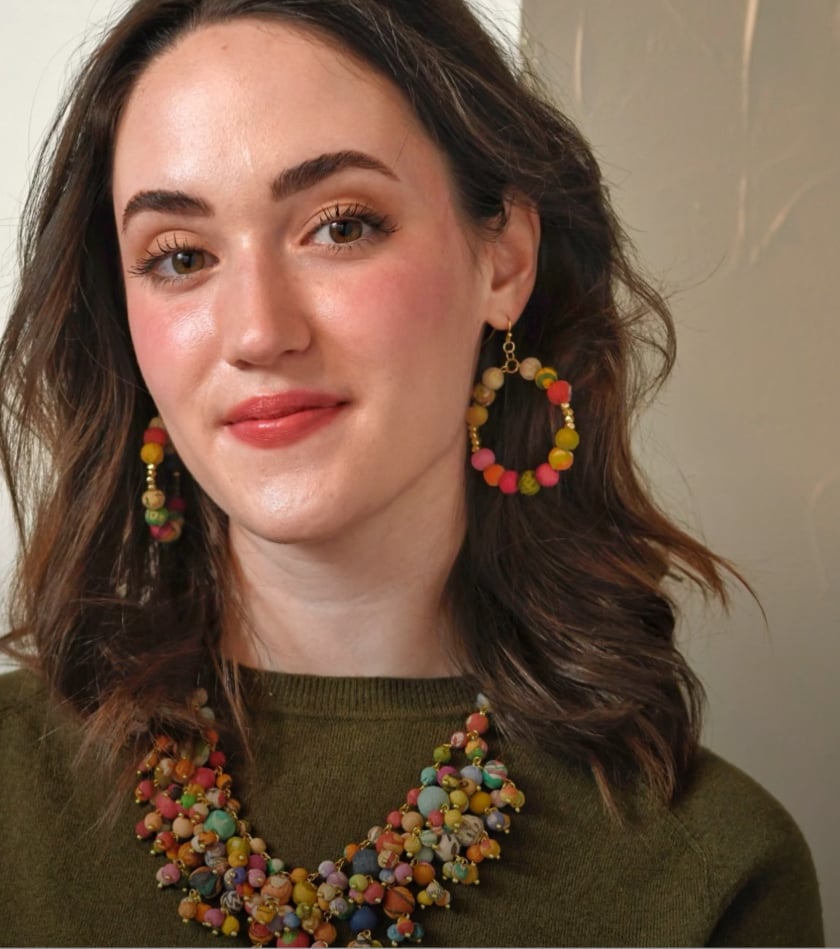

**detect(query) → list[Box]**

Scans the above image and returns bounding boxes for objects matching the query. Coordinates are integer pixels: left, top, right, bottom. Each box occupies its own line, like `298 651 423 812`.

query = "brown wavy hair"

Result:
0 0 741 808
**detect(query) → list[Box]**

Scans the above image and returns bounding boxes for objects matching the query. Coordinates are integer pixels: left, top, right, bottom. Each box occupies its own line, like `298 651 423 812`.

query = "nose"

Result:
217 245 312 368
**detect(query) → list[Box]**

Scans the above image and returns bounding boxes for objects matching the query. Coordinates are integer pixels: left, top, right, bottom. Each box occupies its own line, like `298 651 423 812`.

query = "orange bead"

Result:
290 866 310 884
344 842 360 861
412 862 436 886
482 464 505 487
548 448 574 471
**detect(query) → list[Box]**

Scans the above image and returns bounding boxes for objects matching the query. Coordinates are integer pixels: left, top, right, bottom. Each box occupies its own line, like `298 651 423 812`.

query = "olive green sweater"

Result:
0 668 823 947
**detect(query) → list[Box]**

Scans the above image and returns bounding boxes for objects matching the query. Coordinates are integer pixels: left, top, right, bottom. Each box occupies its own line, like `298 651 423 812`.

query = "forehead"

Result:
113 17 435 194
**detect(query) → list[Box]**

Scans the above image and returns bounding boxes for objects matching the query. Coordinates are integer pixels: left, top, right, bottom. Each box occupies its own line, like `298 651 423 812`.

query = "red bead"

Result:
143 427 168 446
168 496 187 513
466 712 490 735
498 470 519 494
547 380 572 405
155 791 180 820
386 810 403 828
208 750 226 768
406 787 420 807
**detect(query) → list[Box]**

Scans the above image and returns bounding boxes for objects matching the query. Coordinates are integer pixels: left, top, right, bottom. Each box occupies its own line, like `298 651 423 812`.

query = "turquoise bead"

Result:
419 766 438 786
417 785 449 817
204 809 236 840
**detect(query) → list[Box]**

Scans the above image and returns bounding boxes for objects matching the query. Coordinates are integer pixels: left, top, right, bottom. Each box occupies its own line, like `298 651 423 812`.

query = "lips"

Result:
224 391 347 448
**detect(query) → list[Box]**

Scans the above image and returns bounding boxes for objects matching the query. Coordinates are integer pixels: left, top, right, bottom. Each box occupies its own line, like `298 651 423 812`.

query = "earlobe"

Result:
483 194 541 332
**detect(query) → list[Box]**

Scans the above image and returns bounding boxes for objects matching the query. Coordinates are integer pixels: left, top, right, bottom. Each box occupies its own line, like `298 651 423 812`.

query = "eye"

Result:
308 203 398 250
170 249 207 275
128 237 214 282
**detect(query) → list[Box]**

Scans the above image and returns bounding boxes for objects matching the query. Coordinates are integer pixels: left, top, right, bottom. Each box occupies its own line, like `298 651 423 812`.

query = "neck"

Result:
224 471 466 678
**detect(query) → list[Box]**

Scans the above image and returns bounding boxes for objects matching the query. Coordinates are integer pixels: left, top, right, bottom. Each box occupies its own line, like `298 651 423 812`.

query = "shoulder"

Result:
662 748 824 946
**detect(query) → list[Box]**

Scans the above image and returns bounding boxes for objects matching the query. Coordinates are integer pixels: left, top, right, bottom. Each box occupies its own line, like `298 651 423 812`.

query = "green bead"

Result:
518 471 540 496
433 745 452 764
554 427 580 450
179 792 197 809
204 809 236 840
144 507 169 526
534 367 558 390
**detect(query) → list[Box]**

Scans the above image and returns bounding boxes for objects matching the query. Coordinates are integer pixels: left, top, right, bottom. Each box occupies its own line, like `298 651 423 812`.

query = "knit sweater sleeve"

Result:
670 750 825 948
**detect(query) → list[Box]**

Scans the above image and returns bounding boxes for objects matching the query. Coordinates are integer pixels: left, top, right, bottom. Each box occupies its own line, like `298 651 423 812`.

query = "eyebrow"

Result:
121 149 400 232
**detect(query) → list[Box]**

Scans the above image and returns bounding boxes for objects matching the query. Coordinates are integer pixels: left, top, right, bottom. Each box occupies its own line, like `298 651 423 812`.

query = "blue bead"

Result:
417 785 449 817
283 911 301 930
387 924 405 943
352 848 379 876
350 904 379 934
379 868 396 885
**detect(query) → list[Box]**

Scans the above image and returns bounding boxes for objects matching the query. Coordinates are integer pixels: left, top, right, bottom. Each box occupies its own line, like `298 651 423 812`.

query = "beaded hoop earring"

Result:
466 326 579 495
140 416 186 543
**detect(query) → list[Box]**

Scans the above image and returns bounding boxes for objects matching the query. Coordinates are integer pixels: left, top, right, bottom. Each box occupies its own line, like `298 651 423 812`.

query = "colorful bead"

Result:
465 404 488 427
535 463 560 487
518 470 540 495
481 366 505 390
482 463 505 487
534 366 558 389
498 470 519 494
469 447 495 471
548 448 574 471
546 379 571 405
554 427 580 450
518 356 541 380
471 383 496 407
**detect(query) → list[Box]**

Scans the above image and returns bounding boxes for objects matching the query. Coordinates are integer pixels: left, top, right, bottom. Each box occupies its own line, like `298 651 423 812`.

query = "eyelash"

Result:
127 202 399 283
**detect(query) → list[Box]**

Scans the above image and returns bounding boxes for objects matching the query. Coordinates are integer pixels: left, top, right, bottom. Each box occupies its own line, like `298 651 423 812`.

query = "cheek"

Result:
126 291 215 394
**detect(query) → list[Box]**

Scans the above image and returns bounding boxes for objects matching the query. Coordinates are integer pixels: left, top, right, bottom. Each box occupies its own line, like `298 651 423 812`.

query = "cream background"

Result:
1 0 836 943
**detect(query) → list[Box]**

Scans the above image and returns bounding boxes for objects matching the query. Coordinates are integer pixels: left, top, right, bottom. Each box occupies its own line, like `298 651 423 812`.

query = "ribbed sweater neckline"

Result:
247 668 478 721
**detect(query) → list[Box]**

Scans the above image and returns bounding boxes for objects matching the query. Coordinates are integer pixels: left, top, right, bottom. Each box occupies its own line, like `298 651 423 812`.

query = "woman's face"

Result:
113 19 500 545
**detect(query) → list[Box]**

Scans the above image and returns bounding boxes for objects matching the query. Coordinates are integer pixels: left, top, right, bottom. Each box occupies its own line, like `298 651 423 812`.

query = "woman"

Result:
0 0 823 946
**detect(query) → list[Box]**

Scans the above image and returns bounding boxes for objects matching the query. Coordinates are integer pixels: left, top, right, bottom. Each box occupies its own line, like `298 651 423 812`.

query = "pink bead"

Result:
156 862 181 886
406 787 420 807
470 448 496 471
394 862 414 884
386 810 403 828
135 818 153 839
428 810 444 827
436 765 458 785
249 854 267 872
204 908 225 930
547 380 572 405
450 730 467 749
135 778 154 802
155 792 180 820
535 463 560 487
498 470 519 494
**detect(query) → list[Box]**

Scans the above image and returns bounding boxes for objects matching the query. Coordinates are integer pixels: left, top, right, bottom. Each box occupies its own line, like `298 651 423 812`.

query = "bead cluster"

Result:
140 416 185 543
135 692 524 947
466 330 579 495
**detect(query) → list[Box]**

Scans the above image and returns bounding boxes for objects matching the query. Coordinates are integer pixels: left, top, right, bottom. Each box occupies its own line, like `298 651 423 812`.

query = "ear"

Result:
480 193 541 332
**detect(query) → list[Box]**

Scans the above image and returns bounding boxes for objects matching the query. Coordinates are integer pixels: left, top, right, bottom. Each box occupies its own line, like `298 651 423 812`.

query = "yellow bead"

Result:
554 428 580 450
518 471 540 496
482 367 505 390
465 404 489 427
469 790 493 815
142 488 166 510
472 383 496 407
293 880 318 906
534 366 558 390
140 443 164 466
548 448 574 471
221 915 240 937
444 809 463 830
448 789 469 811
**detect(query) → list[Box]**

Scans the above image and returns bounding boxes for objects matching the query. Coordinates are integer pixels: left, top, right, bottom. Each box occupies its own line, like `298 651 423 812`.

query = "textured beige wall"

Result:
522 0 839 941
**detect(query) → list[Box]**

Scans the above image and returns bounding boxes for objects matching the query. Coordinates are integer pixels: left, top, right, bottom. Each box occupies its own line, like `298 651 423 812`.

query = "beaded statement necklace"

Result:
135 689 525 948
